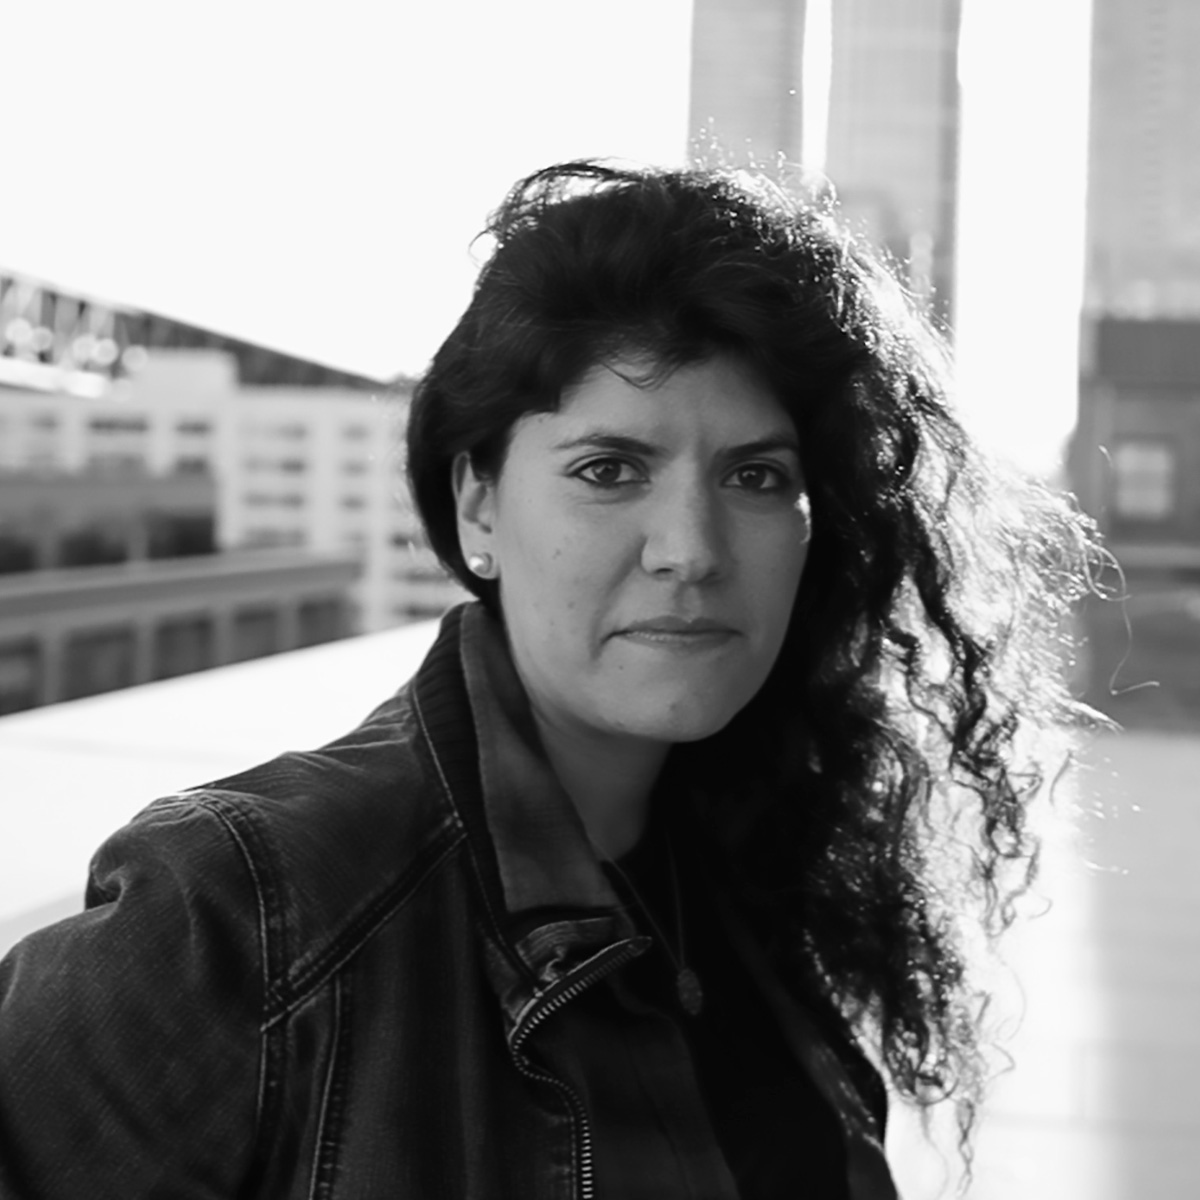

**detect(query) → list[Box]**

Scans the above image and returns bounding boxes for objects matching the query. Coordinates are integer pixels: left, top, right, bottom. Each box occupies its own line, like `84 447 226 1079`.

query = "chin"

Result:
611 701 740 746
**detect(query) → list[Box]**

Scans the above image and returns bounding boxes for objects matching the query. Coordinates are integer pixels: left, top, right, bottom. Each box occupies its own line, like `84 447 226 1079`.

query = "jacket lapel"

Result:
413 602 643 1034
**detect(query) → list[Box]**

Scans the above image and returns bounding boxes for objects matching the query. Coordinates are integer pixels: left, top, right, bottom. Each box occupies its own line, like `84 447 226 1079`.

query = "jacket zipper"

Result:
508 938 647 1200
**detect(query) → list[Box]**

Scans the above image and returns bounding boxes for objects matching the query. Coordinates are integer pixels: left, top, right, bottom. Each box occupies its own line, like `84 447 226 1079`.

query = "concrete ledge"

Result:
0 616 440 948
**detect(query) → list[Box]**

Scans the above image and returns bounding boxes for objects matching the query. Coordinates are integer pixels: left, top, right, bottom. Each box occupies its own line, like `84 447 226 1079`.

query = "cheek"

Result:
748 524 808 604
500 530 595 642
512 509 625 594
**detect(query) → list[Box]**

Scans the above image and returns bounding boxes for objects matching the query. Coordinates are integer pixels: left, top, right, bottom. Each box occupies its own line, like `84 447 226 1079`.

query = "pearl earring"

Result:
795 492 813 546
467 552 495 578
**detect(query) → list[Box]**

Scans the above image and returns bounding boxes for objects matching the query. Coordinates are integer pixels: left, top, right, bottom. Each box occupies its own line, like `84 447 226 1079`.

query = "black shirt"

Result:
604 817 852 1200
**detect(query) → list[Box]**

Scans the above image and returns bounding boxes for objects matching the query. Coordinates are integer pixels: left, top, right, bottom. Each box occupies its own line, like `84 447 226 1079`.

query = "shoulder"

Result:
99 674 468 1008
183 678 459 868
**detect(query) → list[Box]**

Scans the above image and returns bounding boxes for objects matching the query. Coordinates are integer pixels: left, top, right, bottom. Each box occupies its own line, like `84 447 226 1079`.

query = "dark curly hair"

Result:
406 159 1104 1151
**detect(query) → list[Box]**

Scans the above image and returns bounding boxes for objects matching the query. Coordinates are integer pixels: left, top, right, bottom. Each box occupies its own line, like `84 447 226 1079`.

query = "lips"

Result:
613 616 740 649
620 616 737 635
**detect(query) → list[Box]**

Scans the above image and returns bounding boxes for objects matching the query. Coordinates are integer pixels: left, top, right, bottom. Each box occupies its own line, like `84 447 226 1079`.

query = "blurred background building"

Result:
0 270 462 713
689 0 962 323
825 0 961 324
1075 0 1200 556
1082 0 1200 320
1072 0 1200 731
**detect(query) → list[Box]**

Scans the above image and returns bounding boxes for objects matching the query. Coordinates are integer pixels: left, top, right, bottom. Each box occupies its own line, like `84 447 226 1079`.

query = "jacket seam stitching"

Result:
262 826 463 1029
308 971 349 1200
179 797 275 1172
413 690 533 985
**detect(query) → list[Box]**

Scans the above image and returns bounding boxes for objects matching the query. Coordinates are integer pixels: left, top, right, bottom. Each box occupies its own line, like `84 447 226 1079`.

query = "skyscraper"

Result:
1073 0 1200 562
824 0 961 322
687 0 809 167
1085 0 1200 317
688 0 962 322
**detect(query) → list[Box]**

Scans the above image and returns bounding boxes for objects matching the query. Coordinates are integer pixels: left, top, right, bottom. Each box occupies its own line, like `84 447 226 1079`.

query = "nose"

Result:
639 477 727 583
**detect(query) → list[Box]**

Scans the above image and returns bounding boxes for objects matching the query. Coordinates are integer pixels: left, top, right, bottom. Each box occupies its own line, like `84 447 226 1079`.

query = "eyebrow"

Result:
551 432 801 459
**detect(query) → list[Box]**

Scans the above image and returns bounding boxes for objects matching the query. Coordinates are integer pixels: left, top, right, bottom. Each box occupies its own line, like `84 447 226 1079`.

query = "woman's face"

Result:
455 354 810 751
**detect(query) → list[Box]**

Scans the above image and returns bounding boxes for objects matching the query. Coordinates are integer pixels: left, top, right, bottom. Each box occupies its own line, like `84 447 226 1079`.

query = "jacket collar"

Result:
411 603 642 1027
457 602 621 918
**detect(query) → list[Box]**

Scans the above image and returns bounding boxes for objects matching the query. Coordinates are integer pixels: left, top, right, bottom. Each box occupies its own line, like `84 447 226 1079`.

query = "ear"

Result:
452 451 498 555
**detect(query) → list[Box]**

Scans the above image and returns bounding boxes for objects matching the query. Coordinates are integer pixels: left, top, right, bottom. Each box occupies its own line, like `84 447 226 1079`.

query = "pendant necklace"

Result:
607 837 705 1017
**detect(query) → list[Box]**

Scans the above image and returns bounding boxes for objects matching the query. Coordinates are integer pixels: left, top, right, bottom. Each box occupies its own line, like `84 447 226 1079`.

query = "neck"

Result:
531 714 669 861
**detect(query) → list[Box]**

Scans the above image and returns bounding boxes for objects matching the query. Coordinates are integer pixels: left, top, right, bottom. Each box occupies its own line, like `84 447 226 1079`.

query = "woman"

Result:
0 161 1100 1198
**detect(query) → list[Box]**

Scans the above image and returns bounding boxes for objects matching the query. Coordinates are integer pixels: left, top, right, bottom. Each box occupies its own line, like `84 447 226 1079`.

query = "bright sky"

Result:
0 0 693 380
954 0 1093 477
0 0 1092 474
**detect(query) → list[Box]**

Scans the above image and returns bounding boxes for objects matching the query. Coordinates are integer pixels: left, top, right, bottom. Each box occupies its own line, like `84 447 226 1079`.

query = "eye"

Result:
573 457 644 488
726 462 790 492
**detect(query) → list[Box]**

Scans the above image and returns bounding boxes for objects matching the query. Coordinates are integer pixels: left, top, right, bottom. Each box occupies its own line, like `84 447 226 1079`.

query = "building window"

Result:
154 617 214 680
86 413 149 474
0 532 37 574
88 416 148 433
243 491 305 509
148 513 216 558
343 423 370 441
341 459 368 476
57 524 128 567
247 455 307 475
87 453 145 473
0 639 41 715
242 528 304 548
1112 440 1175 520
298 598 343 647
340 495 366 510
232 607 279 661
241 420 307 441
176 418 212 436
62 626 136 700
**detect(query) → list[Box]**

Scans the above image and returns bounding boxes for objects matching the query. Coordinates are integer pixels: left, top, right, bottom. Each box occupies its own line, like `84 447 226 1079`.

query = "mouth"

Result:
614 616 740 647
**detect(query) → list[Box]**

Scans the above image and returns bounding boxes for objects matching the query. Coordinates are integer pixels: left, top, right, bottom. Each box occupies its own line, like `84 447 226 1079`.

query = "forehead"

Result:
527 355 796 447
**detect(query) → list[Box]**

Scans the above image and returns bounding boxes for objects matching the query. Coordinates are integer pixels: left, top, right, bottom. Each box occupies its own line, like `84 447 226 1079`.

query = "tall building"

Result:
688 0 962 322
1074 1 1200 565
1084 0 1200 318
824 0 961 322
687 0 809 165
1071 0 1200 748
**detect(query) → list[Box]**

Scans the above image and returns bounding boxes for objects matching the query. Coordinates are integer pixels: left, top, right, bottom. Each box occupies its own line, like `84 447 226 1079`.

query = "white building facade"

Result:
0 350 462 631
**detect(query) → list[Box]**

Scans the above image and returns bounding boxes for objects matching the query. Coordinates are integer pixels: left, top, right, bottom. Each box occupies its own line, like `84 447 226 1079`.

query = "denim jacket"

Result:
0 604 896 1199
